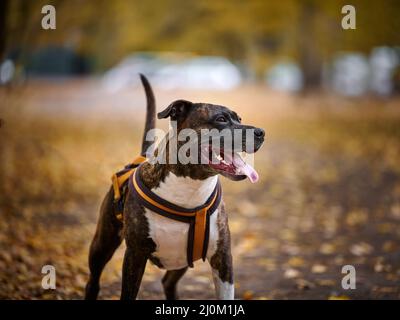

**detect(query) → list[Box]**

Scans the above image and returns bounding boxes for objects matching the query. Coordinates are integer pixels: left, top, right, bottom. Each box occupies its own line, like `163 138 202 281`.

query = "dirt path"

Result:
1 82 399 299
1 139 399 300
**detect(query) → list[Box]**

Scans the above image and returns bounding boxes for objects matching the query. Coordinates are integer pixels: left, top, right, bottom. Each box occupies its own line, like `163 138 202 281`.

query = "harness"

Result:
111 157 222 267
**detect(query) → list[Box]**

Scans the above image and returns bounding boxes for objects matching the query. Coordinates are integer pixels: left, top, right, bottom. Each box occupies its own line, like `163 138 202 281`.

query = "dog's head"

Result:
157 100 265 183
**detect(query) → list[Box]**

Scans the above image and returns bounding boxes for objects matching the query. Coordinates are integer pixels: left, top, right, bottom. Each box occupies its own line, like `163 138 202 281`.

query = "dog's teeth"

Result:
238 152 247 160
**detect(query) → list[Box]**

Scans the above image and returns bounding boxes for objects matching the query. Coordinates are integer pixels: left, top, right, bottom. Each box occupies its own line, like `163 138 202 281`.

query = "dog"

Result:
84 74 265 300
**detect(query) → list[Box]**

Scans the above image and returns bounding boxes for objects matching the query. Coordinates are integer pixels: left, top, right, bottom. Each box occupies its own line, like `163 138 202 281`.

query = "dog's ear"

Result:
157 100 193 120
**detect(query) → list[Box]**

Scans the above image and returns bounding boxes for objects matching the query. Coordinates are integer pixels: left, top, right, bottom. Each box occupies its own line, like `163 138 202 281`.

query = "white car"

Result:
153 57 242 90
103 54 242 92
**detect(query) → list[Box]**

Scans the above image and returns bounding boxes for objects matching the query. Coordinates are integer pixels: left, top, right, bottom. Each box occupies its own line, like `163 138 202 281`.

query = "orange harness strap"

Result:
111 155 147 220
193 208 208 261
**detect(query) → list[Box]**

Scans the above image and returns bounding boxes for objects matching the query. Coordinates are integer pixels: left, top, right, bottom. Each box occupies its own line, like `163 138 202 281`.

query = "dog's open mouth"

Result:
201 146 259 183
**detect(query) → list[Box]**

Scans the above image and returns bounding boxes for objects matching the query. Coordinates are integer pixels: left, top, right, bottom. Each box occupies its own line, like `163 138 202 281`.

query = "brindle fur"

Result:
84 75 264 300
209 202 233 284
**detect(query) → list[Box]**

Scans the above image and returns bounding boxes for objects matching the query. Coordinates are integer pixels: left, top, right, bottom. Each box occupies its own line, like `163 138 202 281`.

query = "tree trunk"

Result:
0 0 10 60
298 1 322 92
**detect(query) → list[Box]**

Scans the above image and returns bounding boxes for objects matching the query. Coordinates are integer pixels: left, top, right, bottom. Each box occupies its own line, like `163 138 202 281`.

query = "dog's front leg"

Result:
209 234 234 300
120 247 147 300
208 205 234 300
209 251 234 300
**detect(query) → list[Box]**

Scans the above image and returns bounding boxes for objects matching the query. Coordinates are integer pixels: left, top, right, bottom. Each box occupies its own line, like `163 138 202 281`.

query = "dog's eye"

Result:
215 116 227 123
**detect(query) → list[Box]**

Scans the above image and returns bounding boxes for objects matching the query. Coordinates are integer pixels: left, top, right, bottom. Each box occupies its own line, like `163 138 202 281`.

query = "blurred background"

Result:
0 0 400 299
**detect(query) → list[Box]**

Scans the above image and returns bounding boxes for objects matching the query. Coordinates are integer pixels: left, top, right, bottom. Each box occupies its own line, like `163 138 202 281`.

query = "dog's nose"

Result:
254 128 265 138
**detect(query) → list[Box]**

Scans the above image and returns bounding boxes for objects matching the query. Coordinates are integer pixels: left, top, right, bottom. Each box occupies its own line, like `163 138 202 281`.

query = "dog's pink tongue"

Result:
233 153 259 183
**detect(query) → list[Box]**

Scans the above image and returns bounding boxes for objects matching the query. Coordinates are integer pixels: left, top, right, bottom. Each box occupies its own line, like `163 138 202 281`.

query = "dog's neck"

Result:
138 134 219 207
139 162 218 208
153 172 218 208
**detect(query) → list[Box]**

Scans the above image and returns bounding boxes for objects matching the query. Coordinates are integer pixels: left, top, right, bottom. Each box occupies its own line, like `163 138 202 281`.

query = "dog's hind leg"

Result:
120 246 148 300
162 267 188 300
85 188 123 300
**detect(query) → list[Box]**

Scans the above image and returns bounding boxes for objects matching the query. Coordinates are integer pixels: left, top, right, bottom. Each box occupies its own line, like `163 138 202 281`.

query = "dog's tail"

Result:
139 74 156 157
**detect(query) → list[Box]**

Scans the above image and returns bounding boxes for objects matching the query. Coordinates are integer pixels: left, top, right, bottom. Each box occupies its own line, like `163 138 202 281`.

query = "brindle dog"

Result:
85 75 265 300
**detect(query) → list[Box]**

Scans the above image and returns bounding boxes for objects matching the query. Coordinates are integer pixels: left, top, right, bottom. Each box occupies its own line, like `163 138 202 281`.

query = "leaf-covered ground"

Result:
1 81 399 299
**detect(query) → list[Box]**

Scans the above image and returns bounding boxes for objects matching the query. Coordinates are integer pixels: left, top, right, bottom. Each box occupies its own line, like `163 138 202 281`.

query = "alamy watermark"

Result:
41 265 56 289
41 5 56 30
341 5 356 30
341 265 356 290
143 121 256 167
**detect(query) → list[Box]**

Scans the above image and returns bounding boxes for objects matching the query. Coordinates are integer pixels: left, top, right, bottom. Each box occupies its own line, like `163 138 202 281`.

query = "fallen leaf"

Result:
242 290 254 300
328 295 350 300
288 256 305 267
311 264 327 274
320 243 336 255
382 241 397 252
316 279 335 286
345 209 368 227
350 242 373 256
295 279 314 290
284 268 301 279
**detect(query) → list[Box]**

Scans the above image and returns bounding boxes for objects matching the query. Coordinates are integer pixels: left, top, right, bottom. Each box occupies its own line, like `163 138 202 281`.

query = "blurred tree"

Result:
3 0 400 87
296 0 322 90
0 0 10 60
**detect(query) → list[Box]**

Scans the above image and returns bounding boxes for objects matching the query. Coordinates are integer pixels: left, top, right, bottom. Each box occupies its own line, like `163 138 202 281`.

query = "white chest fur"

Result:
144 173 219 270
